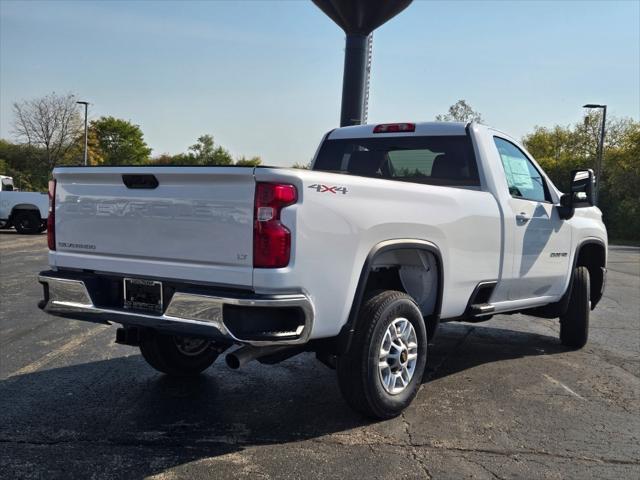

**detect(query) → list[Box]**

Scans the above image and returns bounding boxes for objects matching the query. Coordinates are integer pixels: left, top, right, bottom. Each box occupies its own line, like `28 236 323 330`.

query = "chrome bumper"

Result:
38 274 314 346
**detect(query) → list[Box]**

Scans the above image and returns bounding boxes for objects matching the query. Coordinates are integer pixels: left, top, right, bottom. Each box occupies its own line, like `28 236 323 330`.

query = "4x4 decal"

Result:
308 184 348 195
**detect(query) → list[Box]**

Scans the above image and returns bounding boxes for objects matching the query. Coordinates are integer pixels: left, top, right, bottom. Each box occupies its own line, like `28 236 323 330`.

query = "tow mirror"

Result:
558 169 595 220
570 169 595 207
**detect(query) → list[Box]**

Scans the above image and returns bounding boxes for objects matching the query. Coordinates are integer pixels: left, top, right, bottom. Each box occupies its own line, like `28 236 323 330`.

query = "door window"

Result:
494 137 548 202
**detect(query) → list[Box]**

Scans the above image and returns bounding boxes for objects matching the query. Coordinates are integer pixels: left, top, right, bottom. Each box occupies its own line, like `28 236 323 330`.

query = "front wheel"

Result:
139 333 219 376
560 266 590 349
337 290 428 419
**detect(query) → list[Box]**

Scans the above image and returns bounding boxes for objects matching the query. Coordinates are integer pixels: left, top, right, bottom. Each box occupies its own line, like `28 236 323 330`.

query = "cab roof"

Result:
328 121 469 140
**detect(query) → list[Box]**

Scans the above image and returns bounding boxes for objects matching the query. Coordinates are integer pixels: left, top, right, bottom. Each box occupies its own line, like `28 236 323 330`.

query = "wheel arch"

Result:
10 204 42 219
520 237 606 319
338 239 444 354
575 239 606 309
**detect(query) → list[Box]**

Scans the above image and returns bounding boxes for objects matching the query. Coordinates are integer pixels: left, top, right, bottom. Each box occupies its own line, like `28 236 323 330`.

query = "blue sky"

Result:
1 0 638 166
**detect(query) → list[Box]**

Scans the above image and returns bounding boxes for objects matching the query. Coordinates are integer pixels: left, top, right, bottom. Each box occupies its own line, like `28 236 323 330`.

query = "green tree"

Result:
187 134 233 165
64 127 105 166
598 124 640 240
523 115 640 241
0 139 48 191
150 153 176 165
91 116 151 165
151 138 259 166
436 99 483 123
235 155 262 167
150 152 192 165
171 153 192 164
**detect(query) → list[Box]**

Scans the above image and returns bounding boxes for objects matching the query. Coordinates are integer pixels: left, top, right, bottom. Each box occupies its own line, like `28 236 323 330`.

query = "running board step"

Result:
469 303 495 316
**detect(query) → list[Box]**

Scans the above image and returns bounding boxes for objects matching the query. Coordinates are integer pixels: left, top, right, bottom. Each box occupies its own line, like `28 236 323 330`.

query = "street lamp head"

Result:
76 101 89 105
583 104 605 109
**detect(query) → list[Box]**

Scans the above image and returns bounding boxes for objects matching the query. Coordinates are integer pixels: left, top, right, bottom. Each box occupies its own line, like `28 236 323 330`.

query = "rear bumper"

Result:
38 271 314 346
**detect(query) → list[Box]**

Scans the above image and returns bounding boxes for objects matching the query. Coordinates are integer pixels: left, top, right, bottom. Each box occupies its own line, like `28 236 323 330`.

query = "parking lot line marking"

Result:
543 374 585 400
9 326 108 378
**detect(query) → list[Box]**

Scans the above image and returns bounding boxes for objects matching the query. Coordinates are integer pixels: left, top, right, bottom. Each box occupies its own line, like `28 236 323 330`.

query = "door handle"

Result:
516 212 530 223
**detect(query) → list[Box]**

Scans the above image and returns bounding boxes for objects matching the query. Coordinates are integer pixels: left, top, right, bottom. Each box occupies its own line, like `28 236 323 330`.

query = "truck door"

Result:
493 137 572 300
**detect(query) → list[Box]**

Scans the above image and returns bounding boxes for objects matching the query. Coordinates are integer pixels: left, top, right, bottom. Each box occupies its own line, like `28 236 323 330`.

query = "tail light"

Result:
47 179 56 250
253 182 297 268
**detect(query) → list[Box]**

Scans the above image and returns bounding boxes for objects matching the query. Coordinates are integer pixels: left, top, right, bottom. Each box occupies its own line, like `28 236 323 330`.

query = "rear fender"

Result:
337 239 443 354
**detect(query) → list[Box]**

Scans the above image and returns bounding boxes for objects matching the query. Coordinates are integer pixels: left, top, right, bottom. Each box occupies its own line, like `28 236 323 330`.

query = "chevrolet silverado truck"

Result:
0 175 48 234
38 122 607 418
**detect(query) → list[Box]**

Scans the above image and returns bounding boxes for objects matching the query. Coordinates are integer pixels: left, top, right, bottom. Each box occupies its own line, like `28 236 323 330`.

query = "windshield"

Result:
313 135 479 187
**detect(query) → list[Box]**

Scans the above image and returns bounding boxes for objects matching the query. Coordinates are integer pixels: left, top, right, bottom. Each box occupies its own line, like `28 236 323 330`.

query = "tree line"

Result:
523 112 639 242
1 95 637 241
1 93 261 191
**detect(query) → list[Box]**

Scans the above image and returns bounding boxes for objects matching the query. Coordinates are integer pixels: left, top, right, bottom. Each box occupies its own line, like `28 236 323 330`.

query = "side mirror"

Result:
558 193 574 220
557 169 595 220
570 169 595 208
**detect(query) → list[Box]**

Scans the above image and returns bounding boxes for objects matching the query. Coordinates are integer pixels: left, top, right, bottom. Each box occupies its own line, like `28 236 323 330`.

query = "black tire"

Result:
13 211 41 234
139 333 219 376
560 266 590 349
337 290 428 419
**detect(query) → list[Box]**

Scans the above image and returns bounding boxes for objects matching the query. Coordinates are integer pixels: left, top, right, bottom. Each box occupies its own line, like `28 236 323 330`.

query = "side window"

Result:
494 137 548 202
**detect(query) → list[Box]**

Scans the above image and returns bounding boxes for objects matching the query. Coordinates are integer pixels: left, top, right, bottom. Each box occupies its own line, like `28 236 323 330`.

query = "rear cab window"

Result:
313 135 480 187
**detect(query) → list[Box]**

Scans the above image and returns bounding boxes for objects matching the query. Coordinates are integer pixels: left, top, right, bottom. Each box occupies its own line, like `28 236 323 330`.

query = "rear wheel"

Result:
13 211 41 234
337 290 428 419
139 333 219 376
560 266 590 349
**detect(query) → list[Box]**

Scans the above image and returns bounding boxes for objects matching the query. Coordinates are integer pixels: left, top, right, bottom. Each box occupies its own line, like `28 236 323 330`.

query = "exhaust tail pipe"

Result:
225 345 296 369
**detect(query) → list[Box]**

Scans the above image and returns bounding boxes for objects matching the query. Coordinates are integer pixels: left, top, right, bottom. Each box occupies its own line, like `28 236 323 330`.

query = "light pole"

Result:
583 103 607 204
76 101 89 166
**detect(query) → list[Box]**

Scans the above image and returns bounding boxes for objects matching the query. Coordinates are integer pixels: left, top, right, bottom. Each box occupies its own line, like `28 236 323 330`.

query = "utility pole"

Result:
583 104 607 204
76 101 89 166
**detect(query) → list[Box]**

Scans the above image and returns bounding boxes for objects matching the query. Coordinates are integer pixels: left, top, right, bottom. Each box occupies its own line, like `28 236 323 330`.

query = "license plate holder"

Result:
124 278 163 313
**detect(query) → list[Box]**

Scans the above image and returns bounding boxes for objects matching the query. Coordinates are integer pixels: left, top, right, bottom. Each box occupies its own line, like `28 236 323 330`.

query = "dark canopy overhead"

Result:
311 0 413 35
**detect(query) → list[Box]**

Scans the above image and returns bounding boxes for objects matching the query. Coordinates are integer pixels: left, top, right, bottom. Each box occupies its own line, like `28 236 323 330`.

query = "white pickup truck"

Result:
38 122 607 418
0 175 49 234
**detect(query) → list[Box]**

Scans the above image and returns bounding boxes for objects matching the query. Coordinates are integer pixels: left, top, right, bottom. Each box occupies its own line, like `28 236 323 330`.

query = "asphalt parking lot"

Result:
1 232 638 479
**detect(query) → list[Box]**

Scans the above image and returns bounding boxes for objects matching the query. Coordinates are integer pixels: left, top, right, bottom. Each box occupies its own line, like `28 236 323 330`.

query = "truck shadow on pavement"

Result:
0 229 44 235
0 322 568 478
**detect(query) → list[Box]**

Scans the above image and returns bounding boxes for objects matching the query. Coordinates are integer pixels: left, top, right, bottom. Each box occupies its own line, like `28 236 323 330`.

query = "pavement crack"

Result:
299 436 640 467
2 436 640 467
465 457 507 480
401 412 432 479
416 444 640 466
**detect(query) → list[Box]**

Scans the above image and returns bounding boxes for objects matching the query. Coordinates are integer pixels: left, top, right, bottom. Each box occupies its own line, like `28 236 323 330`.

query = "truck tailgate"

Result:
52 167 255 287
